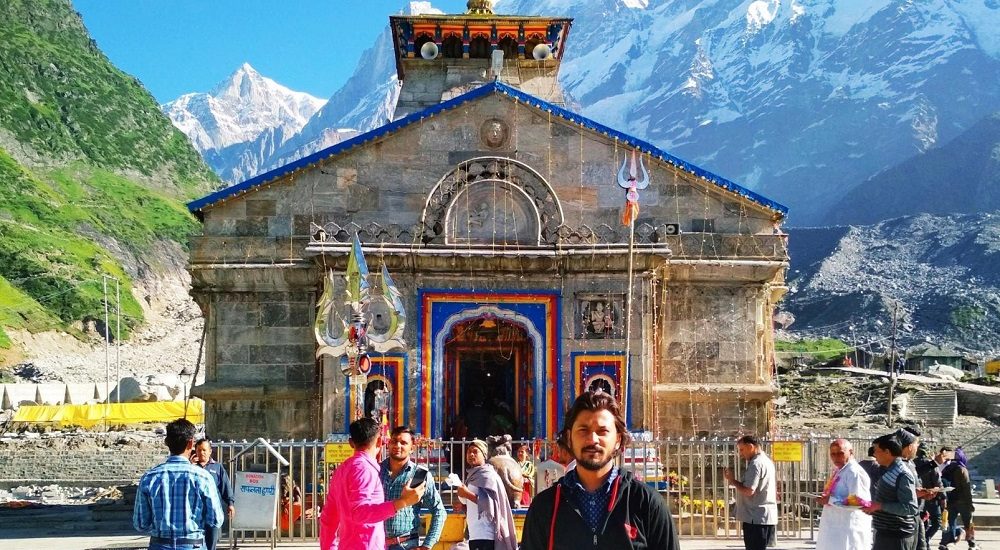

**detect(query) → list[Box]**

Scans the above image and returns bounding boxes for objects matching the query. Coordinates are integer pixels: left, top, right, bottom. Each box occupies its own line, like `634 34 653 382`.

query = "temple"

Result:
186 0 789 441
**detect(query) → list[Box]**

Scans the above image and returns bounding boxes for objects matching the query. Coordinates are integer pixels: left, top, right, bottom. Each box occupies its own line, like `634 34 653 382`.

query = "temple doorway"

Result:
444 316 535 438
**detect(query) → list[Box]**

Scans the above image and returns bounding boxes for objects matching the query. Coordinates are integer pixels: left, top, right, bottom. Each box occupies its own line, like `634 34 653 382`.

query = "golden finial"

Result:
467 0 494 15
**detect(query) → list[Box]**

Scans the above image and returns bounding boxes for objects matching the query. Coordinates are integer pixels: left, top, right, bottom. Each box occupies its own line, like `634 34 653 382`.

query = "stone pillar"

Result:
653 279 777 437
190 265 323 440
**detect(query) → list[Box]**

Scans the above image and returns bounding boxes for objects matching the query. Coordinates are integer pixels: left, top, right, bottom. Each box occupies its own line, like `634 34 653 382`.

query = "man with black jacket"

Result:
520 391 679 550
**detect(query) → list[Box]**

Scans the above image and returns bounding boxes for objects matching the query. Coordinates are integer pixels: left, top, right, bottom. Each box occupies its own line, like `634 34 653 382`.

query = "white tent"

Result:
1 384 38 410
34 383 67 406
64 383 100 405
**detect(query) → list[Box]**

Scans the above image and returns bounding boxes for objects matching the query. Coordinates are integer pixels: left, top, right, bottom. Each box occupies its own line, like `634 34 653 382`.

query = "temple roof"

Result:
187 81 788 217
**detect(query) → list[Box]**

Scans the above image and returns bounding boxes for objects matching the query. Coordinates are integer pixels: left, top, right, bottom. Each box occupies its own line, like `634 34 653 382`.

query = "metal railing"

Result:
211 435 876 543
213 440 324 545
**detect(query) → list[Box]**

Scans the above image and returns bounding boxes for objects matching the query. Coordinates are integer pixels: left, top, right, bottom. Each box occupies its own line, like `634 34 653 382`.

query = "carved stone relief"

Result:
479 118 510 149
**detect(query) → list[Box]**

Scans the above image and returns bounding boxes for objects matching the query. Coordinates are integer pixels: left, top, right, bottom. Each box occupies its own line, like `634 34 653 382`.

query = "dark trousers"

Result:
873 530 917 550
469 540 495 550
203 526 220 550
741 523 775 550
914 515 927 550
924 500 942 546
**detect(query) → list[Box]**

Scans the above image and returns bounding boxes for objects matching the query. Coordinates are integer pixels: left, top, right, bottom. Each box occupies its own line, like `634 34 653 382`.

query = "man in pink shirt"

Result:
321 418 425 550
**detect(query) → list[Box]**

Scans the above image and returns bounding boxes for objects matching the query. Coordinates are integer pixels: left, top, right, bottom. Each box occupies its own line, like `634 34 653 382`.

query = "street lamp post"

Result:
179 366 193 419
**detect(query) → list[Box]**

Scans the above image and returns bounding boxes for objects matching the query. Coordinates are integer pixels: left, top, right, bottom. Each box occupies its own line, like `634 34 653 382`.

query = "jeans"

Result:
469 540 495 550
940 505 975 547
149 544 200 550
203 526 220 550
387 541 419 550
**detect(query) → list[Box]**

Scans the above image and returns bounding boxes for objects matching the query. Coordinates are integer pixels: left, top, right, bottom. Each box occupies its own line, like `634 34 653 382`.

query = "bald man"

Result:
816 439 872 550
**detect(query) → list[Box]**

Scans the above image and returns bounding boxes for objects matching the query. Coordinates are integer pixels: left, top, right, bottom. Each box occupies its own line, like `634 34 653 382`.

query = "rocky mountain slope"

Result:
501 0 1000 224
784 213 1000 355
0 0 216 372
825 111 1000 226
162 63 326 183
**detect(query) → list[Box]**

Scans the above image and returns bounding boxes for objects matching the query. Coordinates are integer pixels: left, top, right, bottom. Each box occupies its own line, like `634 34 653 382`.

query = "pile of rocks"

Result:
777 369 889 422
0 484 120 505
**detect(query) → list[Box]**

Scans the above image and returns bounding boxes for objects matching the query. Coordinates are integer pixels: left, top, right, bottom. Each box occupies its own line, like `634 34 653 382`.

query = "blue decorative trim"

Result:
188 81 788 215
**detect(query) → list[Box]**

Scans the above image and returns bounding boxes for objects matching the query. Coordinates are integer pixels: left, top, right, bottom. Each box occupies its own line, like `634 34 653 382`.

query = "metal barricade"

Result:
207 435 886 543
213 440 324 545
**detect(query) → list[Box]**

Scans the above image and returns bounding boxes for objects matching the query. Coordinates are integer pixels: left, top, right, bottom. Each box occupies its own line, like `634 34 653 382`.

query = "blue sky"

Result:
74 1 471 104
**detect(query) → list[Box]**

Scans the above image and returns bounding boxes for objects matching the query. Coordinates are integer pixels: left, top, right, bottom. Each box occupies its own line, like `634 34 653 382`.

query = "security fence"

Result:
212 435 881 545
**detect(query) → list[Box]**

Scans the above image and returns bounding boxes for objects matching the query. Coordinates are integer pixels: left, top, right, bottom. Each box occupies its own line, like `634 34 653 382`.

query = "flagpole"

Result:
616 149 647 424
623 216 636 418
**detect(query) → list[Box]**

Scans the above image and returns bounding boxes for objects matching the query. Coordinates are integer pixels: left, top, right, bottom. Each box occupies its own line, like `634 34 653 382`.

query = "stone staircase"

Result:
906 389 957 427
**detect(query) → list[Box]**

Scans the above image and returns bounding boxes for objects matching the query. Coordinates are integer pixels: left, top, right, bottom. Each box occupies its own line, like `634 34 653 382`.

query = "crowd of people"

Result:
318 390 680 550
128 405 979 550
813 426 977 550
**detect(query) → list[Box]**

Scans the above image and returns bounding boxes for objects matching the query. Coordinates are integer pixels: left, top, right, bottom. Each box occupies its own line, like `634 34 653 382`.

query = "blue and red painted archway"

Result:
417 290 561 438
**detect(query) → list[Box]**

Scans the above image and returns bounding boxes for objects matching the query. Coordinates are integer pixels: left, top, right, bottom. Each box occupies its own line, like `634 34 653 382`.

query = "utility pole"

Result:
114 277 121 404
886 302 899 427
102 275 110 430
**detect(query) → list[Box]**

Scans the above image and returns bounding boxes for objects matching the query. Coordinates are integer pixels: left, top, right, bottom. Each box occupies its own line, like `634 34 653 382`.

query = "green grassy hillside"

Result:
0 0 217 360
0 0 216 196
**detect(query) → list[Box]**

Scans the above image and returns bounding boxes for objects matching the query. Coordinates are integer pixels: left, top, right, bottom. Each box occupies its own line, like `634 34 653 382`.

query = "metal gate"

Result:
210 436 877 543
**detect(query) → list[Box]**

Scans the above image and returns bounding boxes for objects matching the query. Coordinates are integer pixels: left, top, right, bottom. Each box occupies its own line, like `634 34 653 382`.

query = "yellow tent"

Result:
11 400 204 427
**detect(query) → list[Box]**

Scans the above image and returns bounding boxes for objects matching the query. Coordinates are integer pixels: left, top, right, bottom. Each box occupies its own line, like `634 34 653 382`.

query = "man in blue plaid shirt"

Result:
380 426 447 549
134 418 224 550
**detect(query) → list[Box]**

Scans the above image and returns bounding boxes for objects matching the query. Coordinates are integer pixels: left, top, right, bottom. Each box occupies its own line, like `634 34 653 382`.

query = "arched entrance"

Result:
420 293 560 439
444 316 534 439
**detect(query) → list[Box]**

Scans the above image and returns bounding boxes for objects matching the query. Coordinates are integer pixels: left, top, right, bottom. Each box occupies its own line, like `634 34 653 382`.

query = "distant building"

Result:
904 344 973 374
185 1 789 440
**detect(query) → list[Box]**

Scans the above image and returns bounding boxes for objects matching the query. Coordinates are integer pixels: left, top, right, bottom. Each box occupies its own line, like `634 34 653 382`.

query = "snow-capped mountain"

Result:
170 1 1000 225
162 63 326 182
492 0 1000 223
264 1 445 170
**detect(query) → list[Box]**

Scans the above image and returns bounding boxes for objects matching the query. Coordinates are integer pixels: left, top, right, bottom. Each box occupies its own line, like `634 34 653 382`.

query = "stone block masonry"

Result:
0 433 166 486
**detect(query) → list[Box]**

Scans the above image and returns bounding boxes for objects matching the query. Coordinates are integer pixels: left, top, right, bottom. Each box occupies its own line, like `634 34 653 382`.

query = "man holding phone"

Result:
321 419 426 550
380 426 447 550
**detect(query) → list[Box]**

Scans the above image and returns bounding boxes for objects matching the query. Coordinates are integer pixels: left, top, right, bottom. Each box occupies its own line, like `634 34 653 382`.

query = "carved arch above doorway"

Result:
420 157 564 245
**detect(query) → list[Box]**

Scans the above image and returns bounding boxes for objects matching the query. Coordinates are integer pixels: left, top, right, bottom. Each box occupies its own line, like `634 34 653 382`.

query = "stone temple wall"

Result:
189 90 786 440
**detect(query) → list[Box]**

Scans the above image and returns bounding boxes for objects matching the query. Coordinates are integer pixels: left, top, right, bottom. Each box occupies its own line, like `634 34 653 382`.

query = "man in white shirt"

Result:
817 439 872 550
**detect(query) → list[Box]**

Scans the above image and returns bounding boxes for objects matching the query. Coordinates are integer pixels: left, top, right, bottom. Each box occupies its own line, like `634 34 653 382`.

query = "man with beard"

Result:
520 391 679 550
452 439 518 550
380 426 446 550
320 418 426 550
816 439 872 550
724 435 779 550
